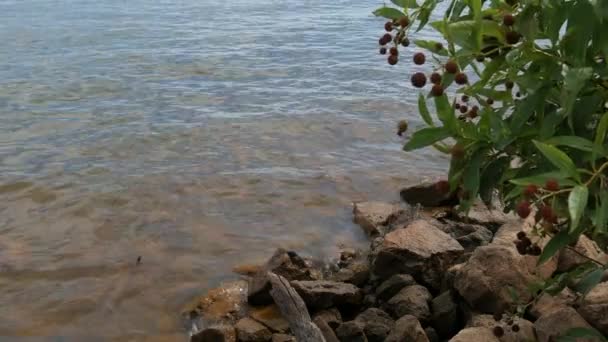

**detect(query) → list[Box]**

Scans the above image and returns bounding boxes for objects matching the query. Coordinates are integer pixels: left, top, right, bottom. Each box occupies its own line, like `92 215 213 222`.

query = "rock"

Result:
448 327 499 342
354 308 394 342
331 260 370 287
441 263 464 292
372 219 464 289
535 306 596 342
249 305 289 333
384 284 432 322
468 314 536 342
436 220 493 252
291 280 362 310
578 282 608 335
385 315 429 342
312 308 342 330
191 325 236 342
400 183 458 207
335 321 368 342
248 249 320 306
558 235 608 272
529 288 577 320
271 334 295 342
235 317 272 342
424 327 439 342
431 290 461 338
188 280 249 324
466 202 511 228
353 201 405 237
363 294 376 307
454 245 542 314
233 263 264 277
313 316 340 342
375 274 417 302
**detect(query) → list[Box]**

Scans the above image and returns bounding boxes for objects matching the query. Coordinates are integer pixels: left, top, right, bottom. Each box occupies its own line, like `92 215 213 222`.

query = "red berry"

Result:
468 108 478 119
516 231 527 240
506 31 521 44
413 52 426 65
430 72 442 84
455 103 461 109
459 105 468 114
398 16 410 28
379 47 387 55
541 205 557 222
388 55 398 65
385 21 393 32
401 37 410 47
390 47 399 56
411 72 427 88
545 179 559 191
512 324 520 332
523 184 538 198
445 60 459 74
530 244 542 256
431 84 444 97
516 201 531 218
455 72 468 85
503 14 515 26
493 326 505 337
435 180 450 194
380 33 392 46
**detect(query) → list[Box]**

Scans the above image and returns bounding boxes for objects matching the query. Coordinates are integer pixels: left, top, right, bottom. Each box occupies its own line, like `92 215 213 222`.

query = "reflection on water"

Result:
0 0 447 339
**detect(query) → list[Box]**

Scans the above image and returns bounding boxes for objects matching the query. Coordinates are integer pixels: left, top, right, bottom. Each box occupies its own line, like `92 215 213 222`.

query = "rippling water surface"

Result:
0 0 447 339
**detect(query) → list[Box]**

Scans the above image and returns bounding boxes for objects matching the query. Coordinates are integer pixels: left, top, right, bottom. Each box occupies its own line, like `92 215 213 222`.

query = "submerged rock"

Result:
190 325 236 342
187 280 249 325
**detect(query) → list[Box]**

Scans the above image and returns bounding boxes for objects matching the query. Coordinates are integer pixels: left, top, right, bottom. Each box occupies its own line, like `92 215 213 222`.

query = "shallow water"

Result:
0 0 448 339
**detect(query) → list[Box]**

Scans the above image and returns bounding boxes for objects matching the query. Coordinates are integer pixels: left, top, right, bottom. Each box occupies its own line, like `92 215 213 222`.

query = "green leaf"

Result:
463 147 484 199
575 268 605 296
533 141 581 182
390 0 419 8
414 39 448 56
594 191 608 234
479 157 510 205
545 136 601 153
595 113 608 152
403 127 451 151
558 327 608 342
418 93 434 126
373 7 405 20
568 186 589 232
434 94 457 133
510 172 576 187
561 67 593 125
481 20 506 44
563 0 595 66
538 230 572 265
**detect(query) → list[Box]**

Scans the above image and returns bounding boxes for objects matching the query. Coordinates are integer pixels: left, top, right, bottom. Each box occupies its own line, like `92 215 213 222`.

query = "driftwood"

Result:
268 272 326 342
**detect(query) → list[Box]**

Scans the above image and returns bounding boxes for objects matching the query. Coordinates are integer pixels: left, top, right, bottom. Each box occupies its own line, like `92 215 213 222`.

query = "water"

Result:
0 0 448 339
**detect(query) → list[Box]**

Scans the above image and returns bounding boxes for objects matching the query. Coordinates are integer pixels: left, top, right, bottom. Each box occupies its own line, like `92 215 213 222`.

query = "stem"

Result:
585 161 608 187
564 245 607 267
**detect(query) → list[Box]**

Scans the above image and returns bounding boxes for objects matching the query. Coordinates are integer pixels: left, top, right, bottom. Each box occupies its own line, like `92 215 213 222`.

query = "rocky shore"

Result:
183 182 608 342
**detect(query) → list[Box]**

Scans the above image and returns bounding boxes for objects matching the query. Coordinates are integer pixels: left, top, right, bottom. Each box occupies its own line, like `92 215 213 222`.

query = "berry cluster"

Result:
514 231 541 256
378 17 411 65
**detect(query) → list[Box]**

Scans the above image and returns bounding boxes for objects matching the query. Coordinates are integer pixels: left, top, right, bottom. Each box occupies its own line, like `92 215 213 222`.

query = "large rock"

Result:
435 220 494 252
353 201 406 237
467 314 536 342
385 315 429 342
449 327 499 342
384 284 432 322
529 287 577 320
535 306 596 342
312 308 342 330
400 183 458 207
330 260 370 287
454 245 544 313
191 325 236 342
375 274 417 302
372 220 464 289
188 280 249 324
291 280 362 310
558 235 608 272
335 321 368 342
424 327 439 342
313 316 340 342
431 290 461 338
271 334 295 342
235 317 272 342
249 305 289 333
578 282 608 336
248 249 320 306
354 308 394 342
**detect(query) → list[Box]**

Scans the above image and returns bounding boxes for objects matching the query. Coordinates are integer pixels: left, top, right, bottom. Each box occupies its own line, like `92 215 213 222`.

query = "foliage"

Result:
374 0 608 325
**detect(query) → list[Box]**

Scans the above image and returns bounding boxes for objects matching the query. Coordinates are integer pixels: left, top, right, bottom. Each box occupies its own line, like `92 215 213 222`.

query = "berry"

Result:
461 95 469 102
431 84 444 97
435 42 444 51
503 14 515 26
435 180 450 194
459 105 468 114
493 326 505 338
401 37 410 47
390 47 399 56
388 55 399 65
379 47 387 55
487 98 494 105
385 21 393 32
411 72 427 88
451 144 465 159
468 106 479 118
516 241 528 255
455 72 468 85
545 179 560 191
430 72 442 84
380 33 392 45
516 201 531 218
512 324 520 332
398 16 410 27
524 184 538 198
506 31 521 44
397 120 408 136
530 244 542 256
413 52 426 65
455 103 461 109
516 91 521 98
520 236 532 248
445 60 459 74
540 205 557 223
476 55 485 62
505 80 514 89
517 231 527 240
493 311 503 322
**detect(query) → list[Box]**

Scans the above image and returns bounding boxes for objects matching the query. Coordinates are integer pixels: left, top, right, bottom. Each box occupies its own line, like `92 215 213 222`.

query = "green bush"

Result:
374 0 607 299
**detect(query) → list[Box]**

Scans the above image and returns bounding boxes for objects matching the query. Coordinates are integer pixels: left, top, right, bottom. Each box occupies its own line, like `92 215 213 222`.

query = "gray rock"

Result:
331 260 370 287
424 327 439 342
271 334 295 342
353 201 405 237
384 285 432 322
385 315 429 342
191 325 236 342
312 308 342 330
448 327 499 342
431 290 461 338
436 220 493 252
535 306 597 342
375 274 417 301
249 305 289 333
558 235 608 272
335 321 368 342
529 288 577 320
291 280 362 310
467 314 536 342
355 308 394 342
372 220 464 290
363 294 376 307
313 316 340 342
235 317 272 342
400 183 458 207
578 282 608 336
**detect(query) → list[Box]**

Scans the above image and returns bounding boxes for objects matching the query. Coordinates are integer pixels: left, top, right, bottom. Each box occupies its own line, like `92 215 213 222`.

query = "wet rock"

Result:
431 290 461 338
448 327 498 342
335 321 368 342
384 284 432 322
191 325 236 342
291 280 362 310
385 315 429 342
529 287 577 320
400 183 458 207
354 201 405 237
233 264 264 277
330 260 370 287
313 316 340 342
577 281 608 335
188 280 248 324
558 235 608 272
248 248 320 306
249 305 289 333
271 334 295 342
354 308 394 342
372 219 464 289
235 317 272 342
535 306 596 342
468 314 535 342
424 327 439 342
436 220 493 252
375 274 417 302
312 308 342 330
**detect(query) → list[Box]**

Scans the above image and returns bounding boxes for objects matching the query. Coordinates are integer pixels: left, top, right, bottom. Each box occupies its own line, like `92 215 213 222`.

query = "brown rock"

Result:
235 317 272 342
313 316 340 342
535 306 597 342
578 282 608 335
424 327 439 342
431 290 461 338
467 314 535 342
375 274 417 301
271 334 295 342
191 325 236 342
354 201 405 237
312 308 342 330
330 260 370 287
529 288 577 320
372 219 464 289
354 308 394 342
188 280 248 324
435 220 493 252
448 327 499 342
291 280 362 310
558 235 608 272
335 321 368 342
249 305 289 333
384 285 432 322
400 183 458 207
385 315 429 342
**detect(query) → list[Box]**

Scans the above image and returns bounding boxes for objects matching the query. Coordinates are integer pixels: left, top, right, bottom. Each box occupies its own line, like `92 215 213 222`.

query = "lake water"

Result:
0 0 447 339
